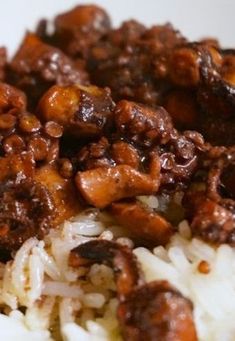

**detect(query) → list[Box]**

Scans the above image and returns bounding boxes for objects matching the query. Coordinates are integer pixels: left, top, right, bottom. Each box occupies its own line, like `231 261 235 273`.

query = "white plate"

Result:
1 0 234 56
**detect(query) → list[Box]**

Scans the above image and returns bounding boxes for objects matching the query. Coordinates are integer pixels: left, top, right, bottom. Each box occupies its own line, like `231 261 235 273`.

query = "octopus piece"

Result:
220 49 235 85
0 82 26 114
8 33 89 108
75 100 202 201
114 100 174 147
163 89 199 130
57 157 74 179
70 240 197 341
168 44 235 145
188 196 235 245
140 23 186 52
88 22 186 106
77 137 140 170
110 140 140 169
75 152 160 208
206 150 235 201
110 201 173 246
35 164 81 226
197 51 235 119
107 20 146 47
88 35 235 145
114 100 202 187
183 149 235 245
70 240 142 299
167 44 202 87
119 280 197 341
37 84 114 138
51 5 111 58
167 43 222 87
0 178 55 261
0 154 82 259
0 152 35 183
158 131 205 188
198 44 235 146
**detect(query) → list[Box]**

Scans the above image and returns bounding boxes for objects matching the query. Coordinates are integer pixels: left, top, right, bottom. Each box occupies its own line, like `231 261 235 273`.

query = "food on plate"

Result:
0 3 234 341
70 240 197 340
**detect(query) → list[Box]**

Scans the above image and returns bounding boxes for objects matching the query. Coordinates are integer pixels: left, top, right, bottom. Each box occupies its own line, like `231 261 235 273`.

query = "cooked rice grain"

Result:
0 211 234 340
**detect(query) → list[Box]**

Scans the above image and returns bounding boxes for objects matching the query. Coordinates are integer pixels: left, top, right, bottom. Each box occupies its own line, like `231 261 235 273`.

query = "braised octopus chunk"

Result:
158 133 200 187
75 153 160 208
183 149 235 245
175 44 235 145
88 26 235 145
52 5 111 58
114 101 174 146
70 240 142 298
163 90 199 130
77 137 140 170
0 179 55 261
119 281 197 341
0 83 26 114
74 97 202 206
35 164 81 226
0 152 35 182
188 197 235 245
111 140 140 168
110 201 173 246
8 33 89 108
113 100 202 187
37 84 114 138
221 50 235 85
70 240 197 341
88 22 186 106
167 45 201 87
107 20 146 46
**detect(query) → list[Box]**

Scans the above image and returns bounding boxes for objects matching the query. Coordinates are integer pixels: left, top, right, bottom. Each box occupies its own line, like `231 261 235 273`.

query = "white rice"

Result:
0 208 234 340
134 223 235 341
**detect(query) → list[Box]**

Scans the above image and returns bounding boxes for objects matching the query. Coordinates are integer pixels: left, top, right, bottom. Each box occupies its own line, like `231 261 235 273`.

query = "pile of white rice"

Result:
0 201 235 341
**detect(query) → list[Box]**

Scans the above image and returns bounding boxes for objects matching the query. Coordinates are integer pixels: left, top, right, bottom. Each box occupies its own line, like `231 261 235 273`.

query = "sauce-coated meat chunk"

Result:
8 33 89 108
35 164 81 226
184 149 235 245
0 82 26 114
114 100 174 147
53 5 111 58
110 201 173 246
113 100 202 188
70 240 142 299
119 280 197 341
70 240 197 341
0 155 82 260
164 90 199 130
0 178 55 261
76 153 160 208
77 137 140 170
189 197 235 245
37 84 114 138
88 22 186 106
0 152 35 182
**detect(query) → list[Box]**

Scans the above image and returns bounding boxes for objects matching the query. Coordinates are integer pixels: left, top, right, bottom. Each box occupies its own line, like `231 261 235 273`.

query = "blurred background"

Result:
1 0 234 55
